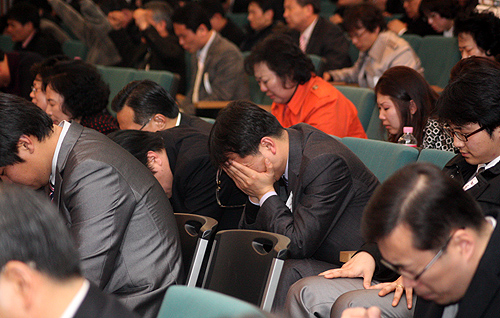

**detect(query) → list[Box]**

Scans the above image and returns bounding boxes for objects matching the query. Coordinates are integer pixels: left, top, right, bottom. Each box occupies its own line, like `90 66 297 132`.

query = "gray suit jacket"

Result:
53 123 183 318
241 124 379 266
181 32 250 114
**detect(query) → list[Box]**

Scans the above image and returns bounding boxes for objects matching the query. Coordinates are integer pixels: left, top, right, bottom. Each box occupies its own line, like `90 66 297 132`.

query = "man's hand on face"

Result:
223 157 276 202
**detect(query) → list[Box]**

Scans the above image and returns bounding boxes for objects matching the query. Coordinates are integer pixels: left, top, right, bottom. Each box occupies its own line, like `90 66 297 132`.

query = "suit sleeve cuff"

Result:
259 191 277 206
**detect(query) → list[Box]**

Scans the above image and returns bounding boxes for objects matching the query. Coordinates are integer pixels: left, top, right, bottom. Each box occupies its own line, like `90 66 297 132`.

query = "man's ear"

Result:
151 114 167 130
146 150 162 173
263 9 274 21
196 23 209 36
260 136 277 155
451 228 475 261
18 135 36 155
2 261 37 310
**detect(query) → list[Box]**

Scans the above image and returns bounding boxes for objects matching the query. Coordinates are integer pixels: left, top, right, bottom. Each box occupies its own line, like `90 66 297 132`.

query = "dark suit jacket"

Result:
160 126 244 230
74 283 140 318
241 124 379 265
292 17 352 71
53 123 183 318
14 30 63 57
444 155 500 218
414 215 500 318
179 113 213 135
220 18 245 47
2 51 43 100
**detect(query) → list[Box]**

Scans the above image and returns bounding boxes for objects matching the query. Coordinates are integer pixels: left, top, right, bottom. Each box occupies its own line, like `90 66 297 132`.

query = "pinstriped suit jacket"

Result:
240 124 379 266
53 123 183 318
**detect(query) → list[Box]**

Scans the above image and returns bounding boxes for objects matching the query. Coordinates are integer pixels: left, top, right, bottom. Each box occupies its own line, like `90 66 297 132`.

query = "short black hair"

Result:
43 60 110 119
111 80 179 126
0 93 53 167
362 163 484 251
343 3 387 33
454 12 500 60
294 0 320 14
209 100 284 166
172 2 212 32
245 33 315 85
437 57 500 134
199 0 226 18
420 0 458 20
108 129 164 171
0 184 81 279
249 0 278 13
30 55 71 80
6 2 40 30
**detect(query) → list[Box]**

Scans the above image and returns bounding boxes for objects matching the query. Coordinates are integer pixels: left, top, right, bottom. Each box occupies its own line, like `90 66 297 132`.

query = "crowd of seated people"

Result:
2 0 500 316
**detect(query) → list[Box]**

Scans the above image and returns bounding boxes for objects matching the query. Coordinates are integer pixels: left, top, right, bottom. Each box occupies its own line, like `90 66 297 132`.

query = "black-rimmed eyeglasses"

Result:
380 231 455 281
216 168 246 209
444 126 486 142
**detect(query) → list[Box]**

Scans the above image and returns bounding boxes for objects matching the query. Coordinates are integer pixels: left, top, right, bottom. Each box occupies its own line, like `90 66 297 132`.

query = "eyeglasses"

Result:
216 168 246 209
139 116 153 131
444 125 486 142
381 231 455 281
347 28 368 41
31 85 39 93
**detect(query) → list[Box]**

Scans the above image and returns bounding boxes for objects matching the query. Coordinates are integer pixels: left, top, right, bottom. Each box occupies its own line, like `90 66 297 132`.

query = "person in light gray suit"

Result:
172 2 250 115
0 93 183 318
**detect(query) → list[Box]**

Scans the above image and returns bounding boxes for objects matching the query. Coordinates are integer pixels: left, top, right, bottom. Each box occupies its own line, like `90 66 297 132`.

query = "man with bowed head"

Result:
0 93 182 318
209 100 379 311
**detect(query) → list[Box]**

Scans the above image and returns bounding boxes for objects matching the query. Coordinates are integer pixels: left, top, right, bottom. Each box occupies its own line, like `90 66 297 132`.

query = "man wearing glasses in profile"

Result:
440 57 500 218
342 162 500 318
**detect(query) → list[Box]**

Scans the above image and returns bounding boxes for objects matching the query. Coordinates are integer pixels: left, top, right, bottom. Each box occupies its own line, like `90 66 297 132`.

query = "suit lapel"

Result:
54 123 84 224
306 17 322 52
286 128 303 206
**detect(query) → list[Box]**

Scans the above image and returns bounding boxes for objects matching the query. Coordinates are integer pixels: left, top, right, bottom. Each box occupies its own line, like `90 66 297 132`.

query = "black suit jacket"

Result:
74 283 140 318
14 30 63 57
444 155 500 218
160 126 244 229
179 113 213 135
414 215 500 318
292 17 352 71
241 124 379 265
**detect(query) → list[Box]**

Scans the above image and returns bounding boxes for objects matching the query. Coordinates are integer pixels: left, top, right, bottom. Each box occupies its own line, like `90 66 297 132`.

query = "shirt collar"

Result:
175 113 182 126
50 121 71 186
59 279 90 318
482 154 500 172
300 17 318 47
197 30 216 64
22 30 36 49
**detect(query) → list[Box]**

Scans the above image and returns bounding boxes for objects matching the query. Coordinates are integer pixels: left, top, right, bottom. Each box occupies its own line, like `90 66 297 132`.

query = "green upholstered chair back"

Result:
417 36 461 88
334 85 375 131
62 39 88 60
416 148 456 169
157 286 268 318
341 137 419 182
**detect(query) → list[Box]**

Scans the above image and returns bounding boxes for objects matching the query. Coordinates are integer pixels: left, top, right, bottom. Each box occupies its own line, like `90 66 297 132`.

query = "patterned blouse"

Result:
422 118 456 152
